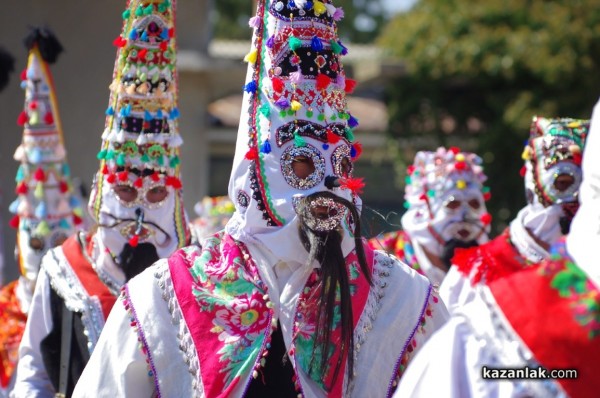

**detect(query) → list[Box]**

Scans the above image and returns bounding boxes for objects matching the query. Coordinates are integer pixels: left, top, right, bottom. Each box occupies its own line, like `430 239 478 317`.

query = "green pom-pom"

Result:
35 221 51 237
158 3 167 12
403 201 410 209
97 149 107 160
157 156 164 166
345 128 355 142
317 114 326 121
427 189 435 198
143 4 154 15
287 109 295 116
330 114 337 121
135 5 144 16
105 150 115 160
294 133 307 147
259 103 271 118
141 153 150 163
122 9 131 19
330 40 343 55
482 186 491 193
169 156 180 168
116 153 126 167
288 36 302 52
306 110 314 118
405 176 412 185
279 110 287 118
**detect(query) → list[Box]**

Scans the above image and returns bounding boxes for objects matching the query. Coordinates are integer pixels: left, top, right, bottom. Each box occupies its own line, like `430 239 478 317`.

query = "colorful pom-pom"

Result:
311 36 323 52
245 146 259 160
272 77 284 93
261 139 272 154
288 36 302 52
326 129 340 144
17 111 28 126
344 79 357 94
9 215 20 229
316 74 331 91
244 49 258 64
244 81 258 94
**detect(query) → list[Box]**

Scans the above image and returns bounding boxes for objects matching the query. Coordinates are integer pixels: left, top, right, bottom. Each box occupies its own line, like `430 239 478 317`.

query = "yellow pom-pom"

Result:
313 1 327 16
290 100 302 112
521 146 532 161
72 207 84 217
29 111 40 125
244 49 258 64
34 182 44 199
35 221 51 237
455 153 465 162
456 180 467 189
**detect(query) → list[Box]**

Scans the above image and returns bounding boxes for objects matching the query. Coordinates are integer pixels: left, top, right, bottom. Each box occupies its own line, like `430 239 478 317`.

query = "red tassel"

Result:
483 192 492 201
519 165 527 177
73 214 83 225
454 161 466 171
344 79 357 94
151 172 161 182
480 213 492 225
159 41 168 51
129 235 140 248
165 176 182 189
168 28 175 38
9 215 20 229
34 167 46 182
113 36 127 47
407 165 416 175
20 69 27 81
316 74 331 91
17 111 29 126
59 180 69 193
572 153 582 166
101 163 109 175
107 173 117 184
29 101 38 110
134 177 144 188
326 129 340 144
272 77 284 93
339 177 365 195
44 112 54 125
245 147 259 160
16 182 28 195
449 146 461 155
418 193 428 201
351 142 363 159
118 171 129 182
138 49 148 61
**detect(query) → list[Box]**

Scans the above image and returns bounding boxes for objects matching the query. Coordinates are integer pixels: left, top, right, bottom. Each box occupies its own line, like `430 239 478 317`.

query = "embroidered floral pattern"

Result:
368 230 421 274
0 281 27 388
542 240 600 339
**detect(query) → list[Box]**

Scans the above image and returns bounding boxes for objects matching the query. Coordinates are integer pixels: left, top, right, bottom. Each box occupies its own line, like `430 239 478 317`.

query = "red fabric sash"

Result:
0 281 27 388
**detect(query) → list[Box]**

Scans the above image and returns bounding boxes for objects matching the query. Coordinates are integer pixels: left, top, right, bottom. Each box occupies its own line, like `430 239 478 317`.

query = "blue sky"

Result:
382 0 417 13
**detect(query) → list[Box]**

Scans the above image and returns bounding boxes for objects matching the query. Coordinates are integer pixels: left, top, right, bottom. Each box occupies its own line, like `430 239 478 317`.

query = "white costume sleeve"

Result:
438 266 475 315
10 271 55 398
72 296 154 398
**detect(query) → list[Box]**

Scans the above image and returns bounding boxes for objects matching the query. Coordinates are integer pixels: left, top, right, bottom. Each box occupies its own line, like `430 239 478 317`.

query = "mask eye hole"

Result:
114 184 138 203
468 198 481 210
29 236 45 251
146 185 168 203
445 199 461 210
341 158 352 178
292 156 315 179
554 173 575 192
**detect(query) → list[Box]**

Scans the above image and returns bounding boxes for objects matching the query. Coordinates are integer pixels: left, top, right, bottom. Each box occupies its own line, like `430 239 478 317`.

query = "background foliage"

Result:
378 0 600 231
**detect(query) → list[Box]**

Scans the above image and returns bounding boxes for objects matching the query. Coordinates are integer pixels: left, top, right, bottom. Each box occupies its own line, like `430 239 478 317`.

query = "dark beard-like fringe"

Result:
297 192 371 390
440 238 479 271
116 242 159 281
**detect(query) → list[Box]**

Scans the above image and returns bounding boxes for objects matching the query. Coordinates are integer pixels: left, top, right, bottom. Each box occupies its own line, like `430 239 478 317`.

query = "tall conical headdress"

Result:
227 0 364 261
10 28 81 280
88 0 189 256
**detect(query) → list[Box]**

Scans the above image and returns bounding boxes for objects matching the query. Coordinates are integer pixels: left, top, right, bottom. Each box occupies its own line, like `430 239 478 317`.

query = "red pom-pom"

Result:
29 101 38 110
339 177 365 195
159 41 168 51
9 215 20 229
151 172 161 182
407 165 416 175
483 192 492 201
134 177 144 188
44 112 54 125
272 77 284 93
245 146 259 160
449 146 461 155
168 28 175 38
101 163 109 175
20 69 27 81
16 182 28 195
418 193 428 201
118 171 129 182
326 129 340 144
316 74 331 91
165 176 182 189
59 180 69 193
480 213 492 225
344 79 357 94
519 165 527 177
17 111 29 126
113 36 127 47
454 161 466 171
572 153 582 166
107 173 117 184
34 167 46 182
73 214 83 225
351 142 363 160
129 235 140 248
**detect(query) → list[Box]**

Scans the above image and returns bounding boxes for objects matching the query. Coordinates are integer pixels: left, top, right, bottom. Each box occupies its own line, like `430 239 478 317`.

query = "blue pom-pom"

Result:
260 139 272 154
160 28 169 40
69 196 80 208
35 202 48 219
129 30 138 40
350 146 357 158
244 81 258 94
30 148 43 164
266 35 275 49
105 106 115 116
348 115 359 128
311 36 323 52
157 109 163 119
322 143 330 150
125 104 132 116
15 165 25 183
59 219 71 229
141 30 149 41
9 198 20 214
306 1 313 10
20 81 28 89
169 108 180 119
289 0 296 8
62 163 71 177
144 110 152 121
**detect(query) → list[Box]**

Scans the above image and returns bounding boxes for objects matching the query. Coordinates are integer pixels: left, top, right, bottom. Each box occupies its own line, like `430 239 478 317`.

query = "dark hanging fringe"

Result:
24 26 64 64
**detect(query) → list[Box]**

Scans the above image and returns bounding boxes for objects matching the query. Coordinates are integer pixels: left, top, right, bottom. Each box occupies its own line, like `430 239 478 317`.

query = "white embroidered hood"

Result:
88 0 189 262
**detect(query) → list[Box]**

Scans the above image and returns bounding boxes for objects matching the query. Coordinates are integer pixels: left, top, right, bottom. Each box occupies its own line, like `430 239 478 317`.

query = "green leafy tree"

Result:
378 0 600 231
